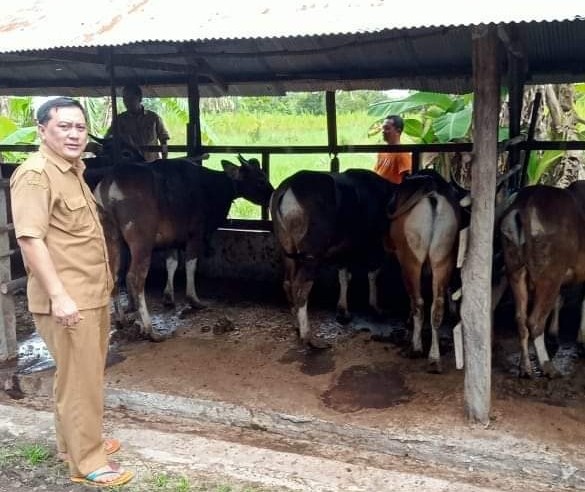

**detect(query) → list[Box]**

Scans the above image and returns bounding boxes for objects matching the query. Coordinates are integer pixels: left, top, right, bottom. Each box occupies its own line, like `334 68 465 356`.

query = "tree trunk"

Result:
542 84 585 186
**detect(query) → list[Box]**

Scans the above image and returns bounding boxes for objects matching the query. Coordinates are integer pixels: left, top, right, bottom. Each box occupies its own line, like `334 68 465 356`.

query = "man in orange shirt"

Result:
373 115 412 184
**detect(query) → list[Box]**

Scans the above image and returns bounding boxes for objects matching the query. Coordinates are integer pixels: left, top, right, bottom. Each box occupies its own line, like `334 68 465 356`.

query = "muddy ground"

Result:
10 275 585 490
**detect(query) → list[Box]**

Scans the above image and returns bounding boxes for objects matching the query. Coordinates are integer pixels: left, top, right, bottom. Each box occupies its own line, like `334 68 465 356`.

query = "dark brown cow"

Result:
94 156 273 341
271 169 397 348
385 171 462 373
499 184 585 378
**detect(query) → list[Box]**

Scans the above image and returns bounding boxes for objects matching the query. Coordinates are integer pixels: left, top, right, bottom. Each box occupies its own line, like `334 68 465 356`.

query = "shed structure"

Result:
1 0 585 424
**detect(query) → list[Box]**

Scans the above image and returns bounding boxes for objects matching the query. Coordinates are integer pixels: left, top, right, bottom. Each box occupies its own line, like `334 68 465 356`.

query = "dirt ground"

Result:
10 277 585 489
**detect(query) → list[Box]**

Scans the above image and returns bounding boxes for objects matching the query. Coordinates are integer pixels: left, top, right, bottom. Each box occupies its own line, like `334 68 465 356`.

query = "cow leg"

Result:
296 279 315 343
428 258 453 374
101 216 126 327
293 263 328 349
367 268 383 317
508 268 532 378
528 281 562 379
336 268 352 324
282 257 295 311
401 259 425 358
545 294 562 358
578 292 585 353
185 258 206 309
126 243 165 342
162 249 179 307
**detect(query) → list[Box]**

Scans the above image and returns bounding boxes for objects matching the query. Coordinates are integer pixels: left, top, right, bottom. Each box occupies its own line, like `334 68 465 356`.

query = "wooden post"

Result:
261 152 270 220
187 68 202 158
0 173 17 363
460 25 500 424
326 91 339 172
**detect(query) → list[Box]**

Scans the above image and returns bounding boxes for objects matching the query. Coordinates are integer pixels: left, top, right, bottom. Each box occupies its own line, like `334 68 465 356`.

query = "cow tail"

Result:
500 208 525 248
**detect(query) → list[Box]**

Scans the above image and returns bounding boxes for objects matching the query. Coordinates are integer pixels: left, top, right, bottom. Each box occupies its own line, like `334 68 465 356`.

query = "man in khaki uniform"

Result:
106 84 170 162
10 97 133 487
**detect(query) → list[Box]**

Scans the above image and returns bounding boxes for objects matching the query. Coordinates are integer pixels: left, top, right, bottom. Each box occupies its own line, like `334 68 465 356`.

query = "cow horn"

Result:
237 154 249 166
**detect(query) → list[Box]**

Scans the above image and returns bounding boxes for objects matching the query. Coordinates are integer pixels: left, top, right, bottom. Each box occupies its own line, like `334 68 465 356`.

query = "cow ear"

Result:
246 158 261 170
221 160 241 180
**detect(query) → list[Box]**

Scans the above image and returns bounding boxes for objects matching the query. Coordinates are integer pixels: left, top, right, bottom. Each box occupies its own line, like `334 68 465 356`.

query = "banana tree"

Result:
0 96 37 163
526 83 585 186
368 91 474 144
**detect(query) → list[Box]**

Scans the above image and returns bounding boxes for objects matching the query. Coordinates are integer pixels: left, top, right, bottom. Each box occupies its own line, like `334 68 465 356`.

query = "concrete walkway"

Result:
0 401 514 492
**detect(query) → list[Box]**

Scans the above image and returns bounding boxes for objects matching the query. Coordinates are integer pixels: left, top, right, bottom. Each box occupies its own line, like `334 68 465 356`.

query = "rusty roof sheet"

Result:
1 0 584 53
0 1 584 96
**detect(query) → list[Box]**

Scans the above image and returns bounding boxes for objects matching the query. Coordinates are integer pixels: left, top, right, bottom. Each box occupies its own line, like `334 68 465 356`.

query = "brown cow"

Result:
499 184 585 378
271 169 397 348
385 170 462 373
95 156 274 341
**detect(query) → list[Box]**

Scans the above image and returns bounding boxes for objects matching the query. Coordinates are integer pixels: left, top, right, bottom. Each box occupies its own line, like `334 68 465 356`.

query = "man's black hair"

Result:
36 97 87 125
385 114 404 132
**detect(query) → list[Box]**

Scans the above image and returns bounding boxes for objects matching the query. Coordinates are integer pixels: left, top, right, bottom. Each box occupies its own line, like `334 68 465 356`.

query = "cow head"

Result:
221 155 274 206
86 134 145 166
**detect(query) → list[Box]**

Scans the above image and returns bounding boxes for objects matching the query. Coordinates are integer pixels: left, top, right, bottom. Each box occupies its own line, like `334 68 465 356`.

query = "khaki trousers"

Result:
34 305 110 477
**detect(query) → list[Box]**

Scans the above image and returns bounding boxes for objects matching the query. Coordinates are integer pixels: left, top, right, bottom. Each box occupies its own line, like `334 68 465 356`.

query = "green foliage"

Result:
18 443 51 466
432 104 472 143
368 91 474 143
527 150 564 184
151 472 171 488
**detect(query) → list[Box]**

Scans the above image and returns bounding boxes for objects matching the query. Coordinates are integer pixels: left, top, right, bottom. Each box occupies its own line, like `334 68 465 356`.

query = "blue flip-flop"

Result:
71 468 134 487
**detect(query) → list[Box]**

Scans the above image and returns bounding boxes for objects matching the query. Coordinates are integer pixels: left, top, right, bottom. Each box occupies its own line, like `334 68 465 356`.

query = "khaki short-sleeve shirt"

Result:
10 144 112 314
106 108 170 162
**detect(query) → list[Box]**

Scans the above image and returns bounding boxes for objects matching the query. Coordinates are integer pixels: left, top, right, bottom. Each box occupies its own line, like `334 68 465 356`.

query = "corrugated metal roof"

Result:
1 0 583 52
0 1 584 96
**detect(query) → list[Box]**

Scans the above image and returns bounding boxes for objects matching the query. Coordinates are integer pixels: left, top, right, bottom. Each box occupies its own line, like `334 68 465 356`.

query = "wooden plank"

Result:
520 91 543 187
0 184 17 362
0 276 26 295
460 25 500 424
261 152 270 221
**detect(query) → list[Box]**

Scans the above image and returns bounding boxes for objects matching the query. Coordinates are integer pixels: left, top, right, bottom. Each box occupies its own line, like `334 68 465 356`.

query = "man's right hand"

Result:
50 291 82 327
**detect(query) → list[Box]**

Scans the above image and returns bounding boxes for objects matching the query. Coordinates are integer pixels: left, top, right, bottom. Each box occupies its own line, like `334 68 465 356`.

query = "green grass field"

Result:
167 111 381 219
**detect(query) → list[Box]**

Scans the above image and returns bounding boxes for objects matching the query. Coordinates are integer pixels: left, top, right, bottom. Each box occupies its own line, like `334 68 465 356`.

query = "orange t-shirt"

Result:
373 152 413 184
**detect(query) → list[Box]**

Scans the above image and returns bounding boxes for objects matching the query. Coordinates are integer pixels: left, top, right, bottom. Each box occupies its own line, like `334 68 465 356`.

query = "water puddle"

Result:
17 332 126 375
278 347 335 376
17 332 53 374
321 364 412 413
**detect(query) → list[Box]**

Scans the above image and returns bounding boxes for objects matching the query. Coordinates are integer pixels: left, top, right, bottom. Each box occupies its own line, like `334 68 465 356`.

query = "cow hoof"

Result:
306 337 331 350
544 336 559 358
518 367 533 379
542 362 562 379
427 359 443 374
162 295 176 308
149 331 170 343
188 299 207 310
335 309 352 325
401 347 424 359
368 307 387 322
